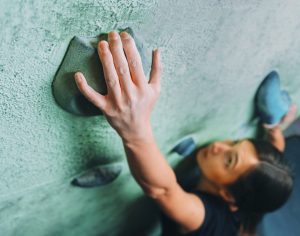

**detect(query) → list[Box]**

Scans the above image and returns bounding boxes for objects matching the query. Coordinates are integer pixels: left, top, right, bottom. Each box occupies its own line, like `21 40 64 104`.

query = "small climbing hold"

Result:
255 71 292 127
71 163 123 188
172 137 196 156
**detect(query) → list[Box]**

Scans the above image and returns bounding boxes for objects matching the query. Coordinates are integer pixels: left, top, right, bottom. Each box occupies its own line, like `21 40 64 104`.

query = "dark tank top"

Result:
161 149 241 236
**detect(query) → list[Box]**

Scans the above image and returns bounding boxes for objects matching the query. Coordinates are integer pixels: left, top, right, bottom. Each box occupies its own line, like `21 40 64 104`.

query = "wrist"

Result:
121 125 154 145
263 123 281 131
262 123 280 130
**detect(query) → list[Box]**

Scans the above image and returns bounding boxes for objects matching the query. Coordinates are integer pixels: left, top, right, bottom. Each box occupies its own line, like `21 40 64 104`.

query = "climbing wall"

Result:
1 0 300 235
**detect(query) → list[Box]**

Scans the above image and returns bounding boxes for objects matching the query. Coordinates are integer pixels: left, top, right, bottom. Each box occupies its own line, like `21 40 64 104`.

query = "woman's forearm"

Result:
122 127 177 198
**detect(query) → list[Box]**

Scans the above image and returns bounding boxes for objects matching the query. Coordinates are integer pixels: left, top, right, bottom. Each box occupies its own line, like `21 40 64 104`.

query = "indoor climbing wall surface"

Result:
1 0 300 235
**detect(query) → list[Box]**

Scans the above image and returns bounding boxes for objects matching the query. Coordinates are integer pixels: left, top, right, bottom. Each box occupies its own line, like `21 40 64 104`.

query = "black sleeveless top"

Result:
184 191 241 236
161 150 241 236
160 191 241 236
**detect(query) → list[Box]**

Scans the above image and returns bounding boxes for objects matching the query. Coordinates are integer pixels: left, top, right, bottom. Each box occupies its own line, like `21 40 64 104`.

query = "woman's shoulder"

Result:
192 190 228 208
182 190 241 236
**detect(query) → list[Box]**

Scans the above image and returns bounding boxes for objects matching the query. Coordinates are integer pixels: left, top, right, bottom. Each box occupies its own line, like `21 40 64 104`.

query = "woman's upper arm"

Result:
154 182 205 232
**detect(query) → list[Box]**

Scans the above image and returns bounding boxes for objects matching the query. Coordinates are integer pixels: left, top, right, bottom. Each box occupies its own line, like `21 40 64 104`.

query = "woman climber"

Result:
74 31 296 236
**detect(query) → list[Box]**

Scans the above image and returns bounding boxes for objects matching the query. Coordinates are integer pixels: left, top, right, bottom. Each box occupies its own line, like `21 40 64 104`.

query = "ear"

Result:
219 188 239 212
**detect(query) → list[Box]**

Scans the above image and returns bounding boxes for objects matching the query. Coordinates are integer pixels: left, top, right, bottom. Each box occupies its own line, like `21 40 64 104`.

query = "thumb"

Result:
74 72 106 110
149 49 162 94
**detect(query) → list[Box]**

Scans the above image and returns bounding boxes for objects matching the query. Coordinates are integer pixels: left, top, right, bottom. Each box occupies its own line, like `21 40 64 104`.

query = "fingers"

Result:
106 31 134 96
74 72 106 110
78 31 161 113
280 104 297 125
97 40 122 101
149 49 162 94
120 31 146 87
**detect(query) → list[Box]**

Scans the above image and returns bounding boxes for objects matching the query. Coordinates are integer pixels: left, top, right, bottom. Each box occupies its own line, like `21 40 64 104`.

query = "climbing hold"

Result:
171 137 196 156
71 163 123 188
255 71 292 127
52 27 151 116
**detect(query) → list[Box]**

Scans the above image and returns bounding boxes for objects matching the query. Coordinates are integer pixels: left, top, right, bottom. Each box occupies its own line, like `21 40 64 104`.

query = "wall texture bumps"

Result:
1 0 300 235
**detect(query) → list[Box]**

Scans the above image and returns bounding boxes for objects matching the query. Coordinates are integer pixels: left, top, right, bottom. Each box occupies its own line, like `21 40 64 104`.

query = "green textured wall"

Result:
1 0 300 235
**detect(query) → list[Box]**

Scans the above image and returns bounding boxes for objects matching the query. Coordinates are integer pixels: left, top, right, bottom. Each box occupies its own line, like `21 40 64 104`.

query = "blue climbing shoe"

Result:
256 71 292 127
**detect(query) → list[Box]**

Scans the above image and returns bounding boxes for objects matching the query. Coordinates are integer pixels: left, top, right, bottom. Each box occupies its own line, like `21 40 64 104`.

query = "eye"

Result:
232 140 239 146
226 153 233 167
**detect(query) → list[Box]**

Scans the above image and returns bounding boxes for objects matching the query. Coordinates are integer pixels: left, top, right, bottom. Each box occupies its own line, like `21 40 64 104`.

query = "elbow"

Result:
143 186 168 199
139 172 177 199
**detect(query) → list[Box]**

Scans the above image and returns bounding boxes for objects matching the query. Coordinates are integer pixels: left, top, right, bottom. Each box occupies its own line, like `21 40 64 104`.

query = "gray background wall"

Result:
1 0 300 235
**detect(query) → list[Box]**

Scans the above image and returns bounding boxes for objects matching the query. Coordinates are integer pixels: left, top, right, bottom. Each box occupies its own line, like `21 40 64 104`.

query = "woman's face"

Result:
196 139 259 186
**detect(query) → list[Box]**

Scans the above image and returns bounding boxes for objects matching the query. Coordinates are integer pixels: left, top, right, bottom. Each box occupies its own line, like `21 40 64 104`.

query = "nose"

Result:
211 142 230 154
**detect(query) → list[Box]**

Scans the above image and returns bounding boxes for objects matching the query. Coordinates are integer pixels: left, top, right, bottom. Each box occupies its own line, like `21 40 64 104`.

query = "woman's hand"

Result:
263 104 297 152
74 31 162 142
263 104 297 130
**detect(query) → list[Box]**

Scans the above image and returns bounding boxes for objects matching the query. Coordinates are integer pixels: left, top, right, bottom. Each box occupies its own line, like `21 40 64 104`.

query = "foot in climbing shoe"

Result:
264 104 298 130
256 71 293 127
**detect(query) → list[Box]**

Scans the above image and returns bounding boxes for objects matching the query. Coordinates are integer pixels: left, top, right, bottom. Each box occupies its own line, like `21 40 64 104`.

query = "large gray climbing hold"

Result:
71 163 123 188
52 27 151 116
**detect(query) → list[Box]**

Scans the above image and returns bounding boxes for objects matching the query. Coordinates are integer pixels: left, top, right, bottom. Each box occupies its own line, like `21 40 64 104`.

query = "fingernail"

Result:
108 31 118 40
120 32 130 39
153 48 160 55
98 41 107 52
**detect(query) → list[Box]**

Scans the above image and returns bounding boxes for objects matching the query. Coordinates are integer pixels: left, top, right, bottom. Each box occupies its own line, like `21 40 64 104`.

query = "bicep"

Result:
154 183 205 232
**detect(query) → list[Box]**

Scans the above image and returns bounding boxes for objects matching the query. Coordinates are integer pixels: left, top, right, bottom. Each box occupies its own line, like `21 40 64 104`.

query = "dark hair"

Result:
227 139 294 234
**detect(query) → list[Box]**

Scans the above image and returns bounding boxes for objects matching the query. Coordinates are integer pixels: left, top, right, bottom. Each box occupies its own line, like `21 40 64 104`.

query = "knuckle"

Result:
105 106 118 117
139 84 148 93
124 92 136 104
105 110 115 119
126 94 137 108
129 58 141 69
118 66 127 76
107 77 117 87
116 104 128 115
129 59 137 68
127 100 135 111
117 65 129 76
